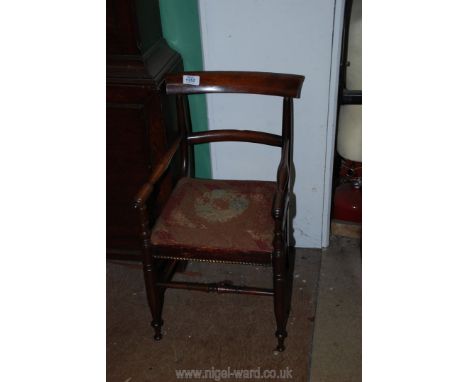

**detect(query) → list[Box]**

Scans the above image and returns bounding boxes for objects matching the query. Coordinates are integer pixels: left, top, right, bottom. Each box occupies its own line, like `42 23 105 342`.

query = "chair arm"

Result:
272 144 290 220
133 136 182 208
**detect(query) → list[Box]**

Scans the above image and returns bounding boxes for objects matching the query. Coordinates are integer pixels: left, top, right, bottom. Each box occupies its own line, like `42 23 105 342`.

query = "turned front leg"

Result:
273 248 288 352
143 261 165 341
137 203 165 341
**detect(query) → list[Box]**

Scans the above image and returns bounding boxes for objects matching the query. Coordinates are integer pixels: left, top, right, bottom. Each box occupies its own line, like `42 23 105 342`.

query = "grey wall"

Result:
198 0 344 247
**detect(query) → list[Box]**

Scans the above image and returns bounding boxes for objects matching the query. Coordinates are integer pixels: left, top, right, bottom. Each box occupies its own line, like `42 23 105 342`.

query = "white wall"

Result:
198 0 344 248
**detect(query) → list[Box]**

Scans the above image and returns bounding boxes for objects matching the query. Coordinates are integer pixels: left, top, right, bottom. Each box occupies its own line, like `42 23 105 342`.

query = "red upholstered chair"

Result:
134 71 304 351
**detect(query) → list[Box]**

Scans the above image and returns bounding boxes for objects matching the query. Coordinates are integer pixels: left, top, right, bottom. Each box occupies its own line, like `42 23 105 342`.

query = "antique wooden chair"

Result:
134 71 304 351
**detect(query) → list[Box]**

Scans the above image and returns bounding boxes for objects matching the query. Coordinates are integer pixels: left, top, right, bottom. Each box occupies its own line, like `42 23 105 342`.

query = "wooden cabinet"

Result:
107 0 183 260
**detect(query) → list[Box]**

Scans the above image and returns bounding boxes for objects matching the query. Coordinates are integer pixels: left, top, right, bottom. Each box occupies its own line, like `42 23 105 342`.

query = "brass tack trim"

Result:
152 254 271 267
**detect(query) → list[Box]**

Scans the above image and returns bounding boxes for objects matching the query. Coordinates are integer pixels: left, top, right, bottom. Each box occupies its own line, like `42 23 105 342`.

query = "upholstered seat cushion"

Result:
151 177 276 255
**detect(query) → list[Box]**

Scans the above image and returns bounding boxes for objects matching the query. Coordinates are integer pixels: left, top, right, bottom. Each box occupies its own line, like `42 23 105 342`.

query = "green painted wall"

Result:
159 0 212 178
135 0 162 53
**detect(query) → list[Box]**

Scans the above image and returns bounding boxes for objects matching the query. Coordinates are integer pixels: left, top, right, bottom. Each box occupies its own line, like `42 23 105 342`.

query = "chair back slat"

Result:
187 130 282 147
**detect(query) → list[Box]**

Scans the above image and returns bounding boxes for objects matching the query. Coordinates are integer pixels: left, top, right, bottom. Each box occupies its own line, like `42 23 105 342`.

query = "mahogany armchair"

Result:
134 71 304 351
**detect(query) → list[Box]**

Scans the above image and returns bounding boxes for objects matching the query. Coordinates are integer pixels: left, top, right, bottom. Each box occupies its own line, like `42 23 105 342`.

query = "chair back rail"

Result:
187 130 282 147
165 71 304 98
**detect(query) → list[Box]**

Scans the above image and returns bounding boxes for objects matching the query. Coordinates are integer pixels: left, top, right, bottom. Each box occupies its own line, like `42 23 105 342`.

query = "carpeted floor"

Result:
309 236 362 382
107 248 321 382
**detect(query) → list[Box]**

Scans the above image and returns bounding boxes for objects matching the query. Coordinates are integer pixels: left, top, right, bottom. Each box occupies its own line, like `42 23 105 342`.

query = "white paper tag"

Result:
182 75 200 86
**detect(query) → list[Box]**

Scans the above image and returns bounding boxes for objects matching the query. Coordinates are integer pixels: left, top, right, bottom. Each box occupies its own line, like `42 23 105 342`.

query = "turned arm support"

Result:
272 143 290 221
133 136 182 208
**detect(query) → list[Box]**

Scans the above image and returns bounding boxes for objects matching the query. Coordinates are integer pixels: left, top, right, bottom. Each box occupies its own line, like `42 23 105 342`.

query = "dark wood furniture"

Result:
134 71 305 351
107 0 183 260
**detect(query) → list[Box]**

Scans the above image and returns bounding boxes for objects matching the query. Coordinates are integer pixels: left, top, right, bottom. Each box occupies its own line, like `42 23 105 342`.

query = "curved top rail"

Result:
165 71 305 98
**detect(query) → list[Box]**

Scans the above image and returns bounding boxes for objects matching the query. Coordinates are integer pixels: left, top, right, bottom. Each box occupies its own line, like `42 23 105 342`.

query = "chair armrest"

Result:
133 136 182 208
272 143 290 220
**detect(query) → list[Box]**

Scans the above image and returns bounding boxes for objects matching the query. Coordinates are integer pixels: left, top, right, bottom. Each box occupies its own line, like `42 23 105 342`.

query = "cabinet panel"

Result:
106 0 183 260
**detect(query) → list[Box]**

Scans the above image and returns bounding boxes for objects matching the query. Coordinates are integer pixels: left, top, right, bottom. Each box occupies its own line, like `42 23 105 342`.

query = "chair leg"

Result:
273 249 289 352
143 260 165 341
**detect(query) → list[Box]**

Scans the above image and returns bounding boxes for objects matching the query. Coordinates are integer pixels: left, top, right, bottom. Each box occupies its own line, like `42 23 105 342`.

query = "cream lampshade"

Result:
337 0 362 162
